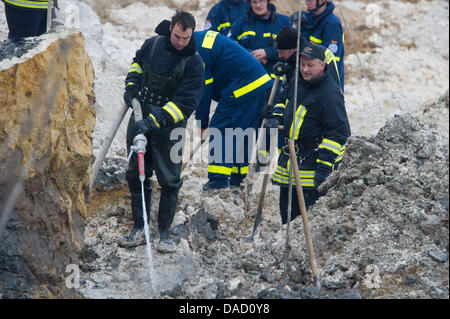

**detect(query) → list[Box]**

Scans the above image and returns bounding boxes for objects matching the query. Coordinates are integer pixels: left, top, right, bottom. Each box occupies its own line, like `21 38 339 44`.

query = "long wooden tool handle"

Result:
89 102 129 192
251 128 279 241
287 139 320 284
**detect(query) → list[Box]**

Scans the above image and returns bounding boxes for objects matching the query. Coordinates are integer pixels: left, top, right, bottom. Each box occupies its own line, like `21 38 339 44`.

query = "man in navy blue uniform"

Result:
118 12 204 253
230 0 290 78
291 0 345 90
194 30 273 192
2 0 55 42
270 44 350 224
204 0 249 37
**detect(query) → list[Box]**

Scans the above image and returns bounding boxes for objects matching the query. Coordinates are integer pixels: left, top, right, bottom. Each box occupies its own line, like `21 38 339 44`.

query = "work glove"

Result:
124 86 140 109
132 108 168 137
272 62 289 76
264 118 279 129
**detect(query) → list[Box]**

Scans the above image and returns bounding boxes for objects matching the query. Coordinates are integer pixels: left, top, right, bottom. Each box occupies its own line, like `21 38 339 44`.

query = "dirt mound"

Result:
78 106 449 298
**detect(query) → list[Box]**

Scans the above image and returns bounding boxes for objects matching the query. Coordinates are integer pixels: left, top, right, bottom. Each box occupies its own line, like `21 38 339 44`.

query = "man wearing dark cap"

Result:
273 26 342 91
269 44 350 224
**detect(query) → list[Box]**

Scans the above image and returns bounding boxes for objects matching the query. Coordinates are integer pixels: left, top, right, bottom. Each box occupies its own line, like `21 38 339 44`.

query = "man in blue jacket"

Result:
230 0 290 78
269 44 350 224
291 0 345 90
2 0 55 42
204 0 249 37
194 30 273 192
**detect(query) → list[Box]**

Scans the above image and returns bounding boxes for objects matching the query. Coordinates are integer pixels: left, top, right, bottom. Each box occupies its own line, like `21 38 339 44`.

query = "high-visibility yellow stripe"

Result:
319 138 342 155
208 165 232 175
231 166 249 175
233 74 271 98
205 78 214 85
309 35 322 44
334 56 341 62
126 82 135 86
148 114 160 128
270 73 284 80
240 166 249 175
4 0 50 9
272 172 315 187
218 22 231 31
317 159 333 167
128 63 142 74
289 105 307 140
202 31 219 49
163 102 184 123
334 146 346 163
274 103 286 109
237 31 256 41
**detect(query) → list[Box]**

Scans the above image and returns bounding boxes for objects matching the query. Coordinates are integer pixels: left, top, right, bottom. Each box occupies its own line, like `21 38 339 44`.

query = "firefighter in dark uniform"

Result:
2 0 55 42
193 30 273 191
118 12 205 253
260 27 342 171
266 26 342 120
230 0 290 78
268 44 350 224
290 0 345 91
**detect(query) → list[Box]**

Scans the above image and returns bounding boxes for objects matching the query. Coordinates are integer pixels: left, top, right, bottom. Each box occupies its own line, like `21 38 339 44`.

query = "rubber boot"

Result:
156 187 179 253
118 192 146 248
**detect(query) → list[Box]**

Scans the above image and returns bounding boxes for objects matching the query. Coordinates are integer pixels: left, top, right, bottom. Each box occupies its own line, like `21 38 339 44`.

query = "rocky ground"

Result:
0 0 448 299
80 93 449 299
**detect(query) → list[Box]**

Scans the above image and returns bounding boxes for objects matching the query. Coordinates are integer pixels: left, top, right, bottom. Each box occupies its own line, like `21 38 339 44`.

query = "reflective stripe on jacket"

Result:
2 0 50 10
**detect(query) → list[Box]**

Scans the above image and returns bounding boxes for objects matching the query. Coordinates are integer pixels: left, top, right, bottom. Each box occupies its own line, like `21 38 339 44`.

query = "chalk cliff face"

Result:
0 31 95 298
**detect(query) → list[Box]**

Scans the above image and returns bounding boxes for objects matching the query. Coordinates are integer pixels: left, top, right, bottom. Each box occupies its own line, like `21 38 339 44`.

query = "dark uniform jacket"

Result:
194 30 273 129
124 32 205 125
231 3 291 77
272 71 350 188
204 0 249 36
300 1 345 90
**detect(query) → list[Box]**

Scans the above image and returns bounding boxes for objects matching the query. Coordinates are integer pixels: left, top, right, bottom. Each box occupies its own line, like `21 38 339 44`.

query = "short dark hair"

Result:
171 10 196 31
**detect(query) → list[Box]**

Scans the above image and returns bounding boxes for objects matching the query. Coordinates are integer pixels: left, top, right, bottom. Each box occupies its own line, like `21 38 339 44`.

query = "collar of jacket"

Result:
224 0 244 7
300 71 328 89
303 1 335 29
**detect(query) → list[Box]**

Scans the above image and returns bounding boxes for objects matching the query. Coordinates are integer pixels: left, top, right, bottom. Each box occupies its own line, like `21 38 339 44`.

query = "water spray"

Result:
129 98 156 294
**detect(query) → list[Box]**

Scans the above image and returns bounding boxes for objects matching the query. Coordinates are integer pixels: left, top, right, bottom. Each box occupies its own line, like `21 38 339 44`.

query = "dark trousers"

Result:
279 186 322 224
125 107 186 236
4 5 54 42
